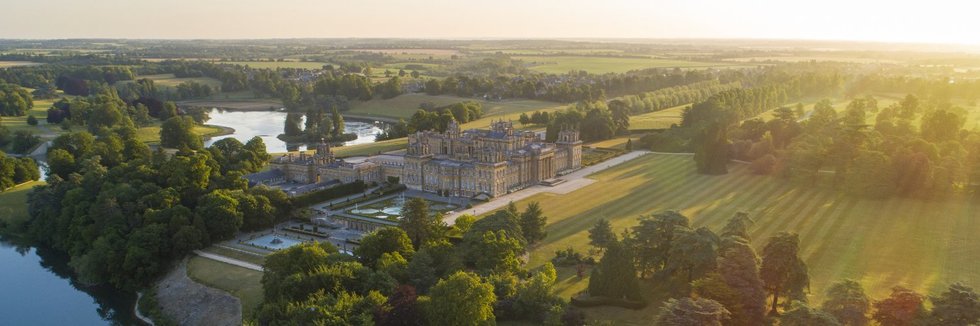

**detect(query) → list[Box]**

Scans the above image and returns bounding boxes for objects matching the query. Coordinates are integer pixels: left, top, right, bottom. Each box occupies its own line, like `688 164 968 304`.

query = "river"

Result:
0 238 139 325
0 108 385 325
202 109 384 153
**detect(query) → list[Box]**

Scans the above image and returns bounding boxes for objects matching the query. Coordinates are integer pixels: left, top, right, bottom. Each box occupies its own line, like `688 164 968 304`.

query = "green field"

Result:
508 153 980 323
348 93 562 122
0 181 44 226
627 104 690 130
135 123 231 144
0 61 42 69
187 256 265 316
124 74 224 91
515 55 730 74
222 61 331 69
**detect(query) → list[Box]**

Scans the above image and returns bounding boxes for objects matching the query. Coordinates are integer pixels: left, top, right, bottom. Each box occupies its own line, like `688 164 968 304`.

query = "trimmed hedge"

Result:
291 180 368 207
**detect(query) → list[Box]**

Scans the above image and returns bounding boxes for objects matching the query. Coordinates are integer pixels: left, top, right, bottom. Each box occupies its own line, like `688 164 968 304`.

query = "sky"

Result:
3 0 980 44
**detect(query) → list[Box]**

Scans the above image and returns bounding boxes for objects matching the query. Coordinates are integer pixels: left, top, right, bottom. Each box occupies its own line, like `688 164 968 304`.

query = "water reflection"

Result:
201 109 384 153
0 236 138 325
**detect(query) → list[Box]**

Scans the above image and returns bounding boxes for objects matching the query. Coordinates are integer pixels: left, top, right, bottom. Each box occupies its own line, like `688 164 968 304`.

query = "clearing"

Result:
186 255 265 317
514 55 731 74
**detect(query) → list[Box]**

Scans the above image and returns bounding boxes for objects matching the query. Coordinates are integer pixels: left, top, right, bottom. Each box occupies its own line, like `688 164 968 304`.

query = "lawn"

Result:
627 104 690 130
508 153 980 323
135 123 230 144
0 181 44 226
515 55 730 74
186 256 265 317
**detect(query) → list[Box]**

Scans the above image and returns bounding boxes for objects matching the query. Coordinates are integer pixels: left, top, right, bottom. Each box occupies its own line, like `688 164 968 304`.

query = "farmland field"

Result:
124 74 223 90
221 61 331 69
515 55 730 74
628 104 690 129
347 93 562 121
0 61 42 69
511 153 980 322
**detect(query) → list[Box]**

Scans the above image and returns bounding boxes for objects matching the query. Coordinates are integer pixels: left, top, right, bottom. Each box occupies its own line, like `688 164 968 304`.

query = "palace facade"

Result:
256 120 582 198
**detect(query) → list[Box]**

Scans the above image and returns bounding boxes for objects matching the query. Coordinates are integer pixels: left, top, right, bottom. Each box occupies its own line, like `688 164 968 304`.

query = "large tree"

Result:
716 237 767 325
160 116 202 150
872 286 927 326
666 226 719 282
588 218 616 252
924 283 980 325
822 280 871 326
354 227 415 268
588 239 640 301
399 197 444 247
761 232 809 316
519 201 547 244
426 271 497 325
624 210 690 278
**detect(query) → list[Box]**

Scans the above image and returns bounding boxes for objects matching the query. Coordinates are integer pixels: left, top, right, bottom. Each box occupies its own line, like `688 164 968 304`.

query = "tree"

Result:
624 210 689 278
588 218 616 252
26 115 37 126
519 201 547 243
160 116 202 150
512 263 563 322
426 271 497 326
46 148 76 179
761 232 809 316
399 197 445 247
872 286 927 326
666 226 718 282
924 283 980 326
781 301 841 326
720 212 754 240
822 280 870 326
377 285 425 326
470 230 523 275
354 227 415 268
588 239 640 301
921 109 965 143
195 190 243 240
0 82 33 116
716 237 767 325
655 297 730 326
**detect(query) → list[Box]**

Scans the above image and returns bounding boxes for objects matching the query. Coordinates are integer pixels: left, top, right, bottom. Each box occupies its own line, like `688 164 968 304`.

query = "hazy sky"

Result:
3 0 979 44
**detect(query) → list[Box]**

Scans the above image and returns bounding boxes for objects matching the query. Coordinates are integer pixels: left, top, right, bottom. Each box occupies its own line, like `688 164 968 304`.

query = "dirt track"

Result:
156 259 242 326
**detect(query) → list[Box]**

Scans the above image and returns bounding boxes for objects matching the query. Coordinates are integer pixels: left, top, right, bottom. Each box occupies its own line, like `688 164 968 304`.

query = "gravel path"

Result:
193 250 264 272
156 259 242 326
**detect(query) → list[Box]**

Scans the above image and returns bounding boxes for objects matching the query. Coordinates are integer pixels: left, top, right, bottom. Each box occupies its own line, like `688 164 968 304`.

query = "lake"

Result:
0 239 139 325
202 109 384 153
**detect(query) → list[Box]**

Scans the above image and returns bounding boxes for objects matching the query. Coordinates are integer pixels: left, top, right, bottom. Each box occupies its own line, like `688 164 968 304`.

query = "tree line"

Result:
26 123 285 291
254 199 581 325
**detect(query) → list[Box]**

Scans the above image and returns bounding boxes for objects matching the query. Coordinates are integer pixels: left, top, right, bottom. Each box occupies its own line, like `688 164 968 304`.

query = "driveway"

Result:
443 150 652 224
